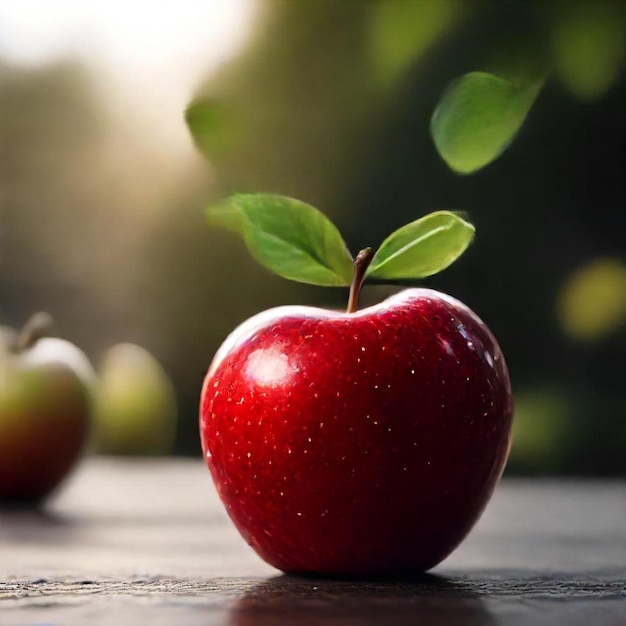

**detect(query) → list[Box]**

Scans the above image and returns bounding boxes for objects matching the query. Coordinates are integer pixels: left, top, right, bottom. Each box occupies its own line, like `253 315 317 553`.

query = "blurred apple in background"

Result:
93 343 177 455
0 313 95 506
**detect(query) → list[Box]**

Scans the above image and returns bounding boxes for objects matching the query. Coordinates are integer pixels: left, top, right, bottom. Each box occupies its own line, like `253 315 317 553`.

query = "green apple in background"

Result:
94 343 177 455
0 313 95 506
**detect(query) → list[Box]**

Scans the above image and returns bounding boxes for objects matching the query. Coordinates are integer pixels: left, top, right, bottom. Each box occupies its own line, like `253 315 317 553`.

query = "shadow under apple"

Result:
0 506 80 545
228 573 496 626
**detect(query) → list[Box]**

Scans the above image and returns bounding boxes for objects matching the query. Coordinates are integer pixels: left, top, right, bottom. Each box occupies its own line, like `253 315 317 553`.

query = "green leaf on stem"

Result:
431 71 543 174
206 194 354 286
366 211 475 280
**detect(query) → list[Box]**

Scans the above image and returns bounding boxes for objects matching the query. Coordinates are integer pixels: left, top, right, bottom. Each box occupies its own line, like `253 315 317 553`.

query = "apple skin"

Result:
200 288 513 576
0 333 95 506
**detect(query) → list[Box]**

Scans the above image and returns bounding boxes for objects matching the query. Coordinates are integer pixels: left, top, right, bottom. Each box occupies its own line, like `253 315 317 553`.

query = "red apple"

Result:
0 315 95 506
196 193 510 575
200 288 513 576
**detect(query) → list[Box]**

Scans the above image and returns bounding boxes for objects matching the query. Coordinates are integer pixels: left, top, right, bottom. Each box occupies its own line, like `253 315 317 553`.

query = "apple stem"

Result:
14 312 54 352
347 248 374 314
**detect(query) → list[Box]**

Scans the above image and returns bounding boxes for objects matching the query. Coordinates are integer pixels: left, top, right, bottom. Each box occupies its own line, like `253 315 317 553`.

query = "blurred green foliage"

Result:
1 0 624 473
510 388 573 474
557 258 626 341
552 0 625 101
369 0 464 87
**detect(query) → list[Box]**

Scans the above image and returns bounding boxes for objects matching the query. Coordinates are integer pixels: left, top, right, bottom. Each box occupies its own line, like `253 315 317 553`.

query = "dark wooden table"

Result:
1 459 624 625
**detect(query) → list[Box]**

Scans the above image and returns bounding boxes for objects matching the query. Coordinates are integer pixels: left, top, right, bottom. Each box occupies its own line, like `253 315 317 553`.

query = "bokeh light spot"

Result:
557 257 626 342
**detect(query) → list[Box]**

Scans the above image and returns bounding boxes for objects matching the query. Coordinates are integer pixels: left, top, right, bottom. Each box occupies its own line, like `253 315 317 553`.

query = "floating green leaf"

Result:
206 194 354 286
431 71 543 174
366 211 475 280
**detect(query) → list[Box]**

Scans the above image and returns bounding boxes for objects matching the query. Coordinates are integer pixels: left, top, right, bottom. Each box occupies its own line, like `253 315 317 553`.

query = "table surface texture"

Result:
0 459 624 625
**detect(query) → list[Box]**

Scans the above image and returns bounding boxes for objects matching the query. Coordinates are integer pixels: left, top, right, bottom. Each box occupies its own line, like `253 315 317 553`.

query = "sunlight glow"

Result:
0 0 256 71
0 0 258 154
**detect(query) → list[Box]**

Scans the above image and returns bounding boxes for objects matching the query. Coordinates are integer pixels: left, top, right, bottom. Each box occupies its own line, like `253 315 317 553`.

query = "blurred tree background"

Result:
1 0 624 474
